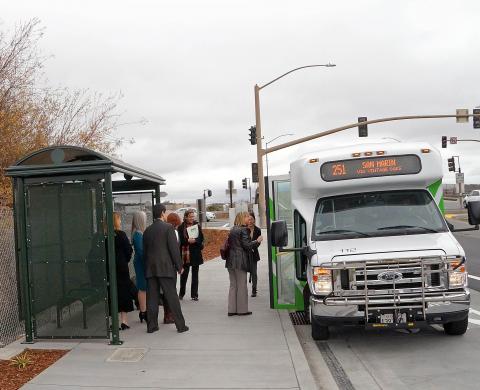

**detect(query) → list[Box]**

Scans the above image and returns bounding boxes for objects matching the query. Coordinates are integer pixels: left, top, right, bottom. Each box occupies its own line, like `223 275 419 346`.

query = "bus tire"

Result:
443 316 468 335
311 312 329 340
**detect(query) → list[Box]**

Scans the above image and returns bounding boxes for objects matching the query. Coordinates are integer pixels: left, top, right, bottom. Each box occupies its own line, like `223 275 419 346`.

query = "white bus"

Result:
269 142 480 340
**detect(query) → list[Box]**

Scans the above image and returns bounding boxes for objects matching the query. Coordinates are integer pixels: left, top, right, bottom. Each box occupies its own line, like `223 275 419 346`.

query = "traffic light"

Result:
474 109 480 129
249 126 257 145
447 157 456 172
242 178 248 189
207 189 212 197
442 136 447 148
358 117 368 137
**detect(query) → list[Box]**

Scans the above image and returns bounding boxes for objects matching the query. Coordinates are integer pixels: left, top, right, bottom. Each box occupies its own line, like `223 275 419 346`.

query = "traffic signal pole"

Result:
265 114 480 154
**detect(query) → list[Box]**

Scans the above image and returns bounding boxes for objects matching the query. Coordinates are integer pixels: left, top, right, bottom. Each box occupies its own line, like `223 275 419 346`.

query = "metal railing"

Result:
0 207 24 347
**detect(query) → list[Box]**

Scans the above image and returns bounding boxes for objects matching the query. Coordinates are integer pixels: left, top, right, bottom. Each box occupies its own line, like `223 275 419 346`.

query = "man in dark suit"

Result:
143 204 189 333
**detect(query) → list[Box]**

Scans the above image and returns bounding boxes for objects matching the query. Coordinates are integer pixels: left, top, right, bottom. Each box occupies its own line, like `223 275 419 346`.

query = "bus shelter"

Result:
6 146 165 345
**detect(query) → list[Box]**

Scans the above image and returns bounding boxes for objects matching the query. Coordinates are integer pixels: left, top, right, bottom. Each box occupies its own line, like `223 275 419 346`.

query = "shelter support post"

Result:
16 178 34 343
105 173 122 345
155 185 161 204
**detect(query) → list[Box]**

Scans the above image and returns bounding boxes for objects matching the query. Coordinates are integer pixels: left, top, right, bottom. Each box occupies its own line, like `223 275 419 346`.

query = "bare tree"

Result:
0 19 129 205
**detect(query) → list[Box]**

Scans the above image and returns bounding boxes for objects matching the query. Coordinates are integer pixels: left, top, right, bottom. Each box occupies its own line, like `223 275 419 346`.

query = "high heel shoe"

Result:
120 323 130 330
139 311 147 323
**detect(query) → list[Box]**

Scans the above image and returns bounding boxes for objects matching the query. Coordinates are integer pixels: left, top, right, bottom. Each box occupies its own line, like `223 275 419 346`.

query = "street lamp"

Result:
254 63 336 227
265 133 294 180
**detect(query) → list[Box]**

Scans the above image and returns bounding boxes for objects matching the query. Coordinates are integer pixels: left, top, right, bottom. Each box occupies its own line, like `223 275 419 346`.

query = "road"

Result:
204 219 229 228
297 206 480 390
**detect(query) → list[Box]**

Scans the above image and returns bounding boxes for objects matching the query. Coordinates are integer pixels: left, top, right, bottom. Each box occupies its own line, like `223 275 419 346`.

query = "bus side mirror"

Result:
467 201 480 225
271 220 288 247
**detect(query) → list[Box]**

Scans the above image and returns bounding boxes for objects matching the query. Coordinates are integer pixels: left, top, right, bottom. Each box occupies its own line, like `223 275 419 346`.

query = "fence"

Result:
0 207 24 347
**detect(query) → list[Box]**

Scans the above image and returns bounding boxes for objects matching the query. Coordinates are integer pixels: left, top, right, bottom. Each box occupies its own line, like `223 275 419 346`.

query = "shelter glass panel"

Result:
26 181 108 338
113 192 153 279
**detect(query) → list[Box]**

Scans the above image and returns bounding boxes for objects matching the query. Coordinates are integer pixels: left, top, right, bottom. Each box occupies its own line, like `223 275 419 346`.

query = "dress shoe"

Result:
147 326 159 333
139 311 147 323
251 292 257 297
238 312 252 316
177 326 189 333
192 297 199 301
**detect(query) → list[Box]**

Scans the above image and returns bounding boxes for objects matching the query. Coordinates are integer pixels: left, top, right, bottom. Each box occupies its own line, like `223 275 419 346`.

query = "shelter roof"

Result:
6 145 165 185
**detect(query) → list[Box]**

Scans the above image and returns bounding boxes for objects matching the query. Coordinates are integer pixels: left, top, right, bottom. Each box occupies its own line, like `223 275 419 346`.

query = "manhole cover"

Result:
289 311 310 325
107 348 147 362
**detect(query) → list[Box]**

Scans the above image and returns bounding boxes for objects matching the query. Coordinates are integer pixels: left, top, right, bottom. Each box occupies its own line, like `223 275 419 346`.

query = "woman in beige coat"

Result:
225 211 263 316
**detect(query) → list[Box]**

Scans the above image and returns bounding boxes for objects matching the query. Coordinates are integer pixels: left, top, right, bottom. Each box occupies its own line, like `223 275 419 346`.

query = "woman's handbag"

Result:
220 234 230 260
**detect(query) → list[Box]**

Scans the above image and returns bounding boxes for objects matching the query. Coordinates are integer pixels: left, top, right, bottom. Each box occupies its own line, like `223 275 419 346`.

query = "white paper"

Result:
186 224 199 239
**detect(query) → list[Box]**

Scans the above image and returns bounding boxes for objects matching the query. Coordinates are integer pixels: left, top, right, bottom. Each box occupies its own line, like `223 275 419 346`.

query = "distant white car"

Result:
463 190 480 208
174 207 198 220
206 211 216 221
174 208 215 222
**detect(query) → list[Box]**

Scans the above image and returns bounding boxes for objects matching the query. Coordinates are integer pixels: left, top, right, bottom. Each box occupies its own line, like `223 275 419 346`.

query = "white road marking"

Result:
468 274 480 281
469 308 480 317
468 318 480 326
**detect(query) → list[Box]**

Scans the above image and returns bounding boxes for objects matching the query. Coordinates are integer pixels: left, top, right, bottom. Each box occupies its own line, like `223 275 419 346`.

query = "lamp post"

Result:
254 63 336 227
265 133 294 180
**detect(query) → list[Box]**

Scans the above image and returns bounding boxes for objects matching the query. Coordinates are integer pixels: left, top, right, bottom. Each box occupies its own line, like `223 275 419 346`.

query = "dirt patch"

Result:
0 349 69 390
203 229 229 261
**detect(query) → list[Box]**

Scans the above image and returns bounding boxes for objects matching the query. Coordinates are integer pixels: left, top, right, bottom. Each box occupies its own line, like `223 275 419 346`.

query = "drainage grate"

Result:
289 311 310 325
106 348 147 362
316 342 356 390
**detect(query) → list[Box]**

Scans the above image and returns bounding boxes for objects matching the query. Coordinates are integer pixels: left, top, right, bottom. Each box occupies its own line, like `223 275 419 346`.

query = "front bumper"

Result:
311 289 470 326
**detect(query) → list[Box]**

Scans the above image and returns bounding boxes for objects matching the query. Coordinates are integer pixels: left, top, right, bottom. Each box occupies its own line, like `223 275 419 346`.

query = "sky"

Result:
2 0 480 203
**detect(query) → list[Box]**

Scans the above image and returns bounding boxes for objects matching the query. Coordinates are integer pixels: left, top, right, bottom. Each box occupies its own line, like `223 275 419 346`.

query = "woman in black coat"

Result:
178 209 204 301
226 212 262 316
247 213 262 297
113 212 134 329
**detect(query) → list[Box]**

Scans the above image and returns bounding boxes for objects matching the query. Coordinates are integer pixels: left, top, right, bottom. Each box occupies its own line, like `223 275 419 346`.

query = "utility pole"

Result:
248 178 252 205
253 64 336 227
254 84 265 227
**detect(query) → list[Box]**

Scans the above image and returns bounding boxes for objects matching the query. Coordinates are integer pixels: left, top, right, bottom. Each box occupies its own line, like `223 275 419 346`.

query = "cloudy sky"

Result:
2 0 480 202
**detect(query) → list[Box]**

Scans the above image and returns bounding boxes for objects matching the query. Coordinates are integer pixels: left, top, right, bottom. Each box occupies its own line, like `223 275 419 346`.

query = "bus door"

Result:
266 175 305 311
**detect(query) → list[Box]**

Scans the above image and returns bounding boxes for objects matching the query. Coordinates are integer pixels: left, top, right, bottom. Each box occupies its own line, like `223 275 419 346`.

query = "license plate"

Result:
380 313 394 324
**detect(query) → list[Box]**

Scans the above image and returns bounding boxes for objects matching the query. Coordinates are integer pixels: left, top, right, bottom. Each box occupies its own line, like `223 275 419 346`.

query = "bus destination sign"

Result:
321 154 422 182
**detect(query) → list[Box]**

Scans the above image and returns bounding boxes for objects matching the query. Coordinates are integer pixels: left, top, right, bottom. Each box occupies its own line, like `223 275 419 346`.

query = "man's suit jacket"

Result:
143 219 182 278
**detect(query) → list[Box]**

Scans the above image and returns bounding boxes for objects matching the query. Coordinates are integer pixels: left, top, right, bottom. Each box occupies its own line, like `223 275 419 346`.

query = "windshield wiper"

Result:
377 225 440 233
317 229 371 237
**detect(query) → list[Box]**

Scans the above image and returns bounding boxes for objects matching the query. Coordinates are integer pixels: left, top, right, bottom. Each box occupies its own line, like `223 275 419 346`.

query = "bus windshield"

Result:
313 190 448 241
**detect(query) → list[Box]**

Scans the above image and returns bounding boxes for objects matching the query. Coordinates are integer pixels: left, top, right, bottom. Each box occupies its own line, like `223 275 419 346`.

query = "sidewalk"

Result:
4 238 317 390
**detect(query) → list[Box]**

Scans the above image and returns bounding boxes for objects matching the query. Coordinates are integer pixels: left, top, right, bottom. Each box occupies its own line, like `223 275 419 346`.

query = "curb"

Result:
278 310 318 390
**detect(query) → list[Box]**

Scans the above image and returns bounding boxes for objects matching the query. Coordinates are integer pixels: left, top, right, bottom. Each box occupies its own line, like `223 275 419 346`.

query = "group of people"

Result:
111 205 262 334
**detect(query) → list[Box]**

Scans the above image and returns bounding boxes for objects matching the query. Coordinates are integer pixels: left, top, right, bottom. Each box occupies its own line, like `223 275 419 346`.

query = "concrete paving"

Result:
3 235 318 390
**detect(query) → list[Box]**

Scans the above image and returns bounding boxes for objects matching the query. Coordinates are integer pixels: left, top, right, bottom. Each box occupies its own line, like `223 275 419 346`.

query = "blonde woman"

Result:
226 211 263 316
113 212 134 329
132 211 147 323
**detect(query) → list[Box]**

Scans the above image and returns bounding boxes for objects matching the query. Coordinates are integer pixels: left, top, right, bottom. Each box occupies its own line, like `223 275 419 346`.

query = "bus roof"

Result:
290 142 443 198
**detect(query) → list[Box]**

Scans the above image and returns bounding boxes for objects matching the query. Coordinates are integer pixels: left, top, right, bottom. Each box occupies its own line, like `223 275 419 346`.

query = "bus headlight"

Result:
449 259 467 288
312 267 332 294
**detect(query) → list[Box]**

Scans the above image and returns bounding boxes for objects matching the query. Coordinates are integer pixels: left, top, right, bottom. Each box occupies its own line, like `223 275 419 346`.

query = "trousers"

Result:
146 276 186 331
179 264 199 298
228 268 248 314
249 261 258 292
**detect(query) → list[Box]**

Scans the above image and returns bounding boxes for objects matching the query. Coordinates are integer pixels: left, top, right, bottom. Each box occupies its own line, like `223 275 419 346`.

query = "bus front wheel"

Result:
443 316 468 336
